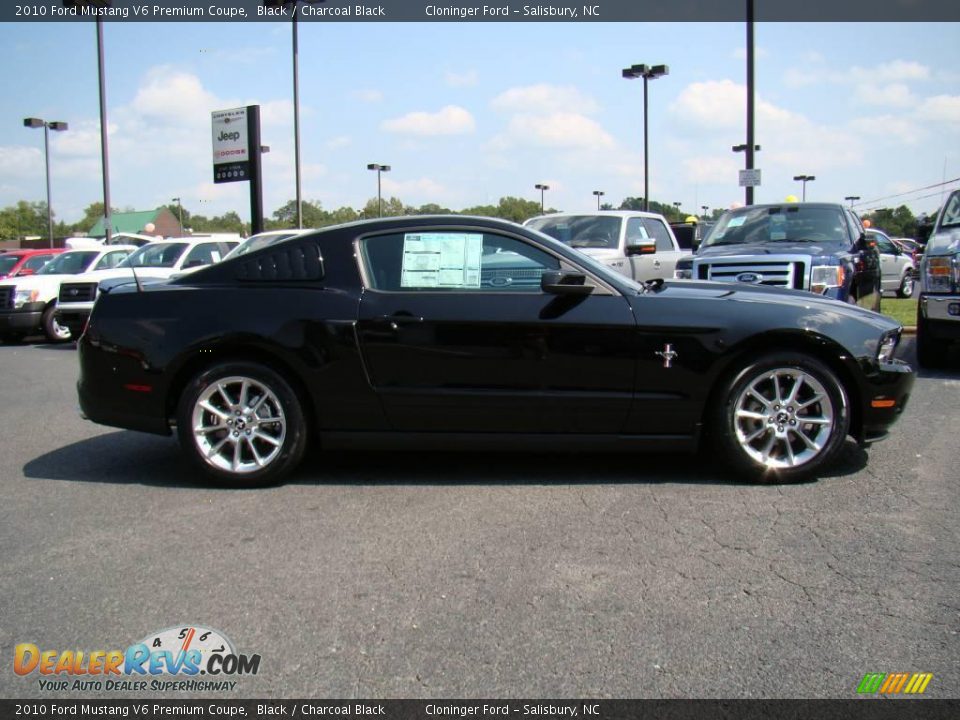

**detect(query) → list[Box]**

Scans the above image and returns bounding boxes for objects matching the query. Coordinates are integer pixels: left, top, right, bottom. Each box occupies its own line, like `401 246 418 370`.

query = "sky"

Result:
1 20 959 227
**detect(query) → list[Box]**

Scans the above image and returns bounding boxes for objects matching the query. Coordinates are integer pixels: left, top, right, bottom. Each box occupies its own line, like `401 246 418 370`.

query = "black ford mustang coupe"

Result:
77 216 913 486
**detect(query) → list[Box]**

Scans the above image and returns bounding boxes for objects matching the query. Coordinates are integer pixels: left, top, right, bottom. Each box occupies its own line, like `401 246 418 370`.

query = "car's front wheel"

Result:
42 305 72 342
176 362 308 487
897 273 914 298
713 352 850 483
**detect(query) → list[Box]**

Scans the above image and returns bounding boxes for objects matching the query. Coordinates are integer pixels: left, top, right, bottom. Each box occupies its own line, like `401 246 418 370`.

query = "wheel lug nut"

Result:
232 431 239 437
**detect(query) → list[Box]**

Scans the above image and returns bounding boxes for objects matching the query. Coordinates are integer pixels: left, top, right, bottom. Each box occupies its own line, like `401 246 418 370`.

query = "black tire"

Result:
896 273 914 299
916 308 949 369
176 361 308 487
712 352 851 483
42 304 72 342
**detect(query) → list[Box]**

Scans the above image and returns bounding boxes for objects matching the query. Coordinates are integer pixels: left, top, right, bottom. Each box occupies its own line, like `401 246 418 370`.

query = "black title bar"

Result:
4 0 960 23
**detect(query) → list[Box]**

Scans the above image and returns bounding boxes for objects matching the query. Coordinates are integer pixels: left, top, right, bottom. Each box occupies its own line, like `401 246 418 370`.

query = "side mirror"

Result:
541 270 594 296
625 239 656 256
915 219 934 243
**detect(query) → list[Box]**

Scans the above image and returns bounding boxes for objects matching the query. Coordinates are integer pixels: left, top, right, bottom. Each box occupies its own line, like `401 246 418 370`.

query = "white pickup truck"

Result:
525 210 689 283
0 246 137 342
56 237 238 338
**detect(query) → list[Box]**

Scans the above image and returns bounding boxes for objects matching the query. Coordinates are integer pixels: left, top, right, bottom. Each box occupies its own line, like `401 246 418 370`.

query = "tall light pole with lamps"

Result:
622 63 668 212
171 197 184 234
844 195 860 208
23 118 68 248
793 174 816 201
367 163 391 217
592 190 605 210
535 183 550 214
263 0 327 229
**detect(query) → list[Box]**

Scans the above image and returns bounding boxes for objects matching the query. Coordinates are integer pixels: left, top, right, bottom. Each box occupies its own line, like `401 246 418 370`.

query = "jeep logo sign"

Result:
212 107 250 184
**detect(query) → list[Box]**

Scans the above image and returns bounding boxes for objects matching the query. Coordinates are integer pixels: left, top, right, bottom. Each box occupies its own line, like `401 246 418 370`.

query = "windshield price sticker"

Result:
401 233 483 288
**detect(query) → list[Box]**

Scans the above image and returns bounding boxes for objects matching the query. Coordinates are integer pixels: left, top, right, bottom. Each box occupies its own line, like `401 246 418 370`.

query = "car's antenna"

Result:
130 262 143 292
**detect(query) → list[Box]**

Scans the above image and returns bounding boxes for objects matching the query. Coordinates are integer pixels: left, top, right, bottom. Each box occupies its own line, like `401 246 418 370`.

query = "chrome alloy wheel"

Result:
732 368 834 469
191 376 287 474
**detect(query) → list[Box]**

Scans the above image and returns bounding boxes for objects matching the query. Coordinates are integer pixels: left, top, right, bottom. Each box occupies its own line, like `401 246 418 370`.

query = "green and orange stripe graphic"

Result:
857 672 933 694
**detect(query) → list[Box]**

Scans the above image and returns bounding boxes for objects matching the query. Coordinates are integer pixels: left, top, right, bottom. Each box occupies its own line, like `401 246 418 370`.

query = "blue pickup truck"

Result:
674 202 881 311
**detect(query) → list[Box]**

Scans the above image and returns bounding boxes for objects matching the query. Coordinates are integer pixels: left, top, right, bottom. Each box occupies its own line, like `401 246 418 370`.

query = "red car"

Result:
0 249 64 280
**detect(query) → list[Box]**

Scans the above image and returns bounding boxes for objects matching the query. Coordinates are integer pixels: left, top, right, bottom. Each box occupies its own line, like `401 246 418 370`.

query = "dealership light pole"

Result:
845 195 860 208
622 63 668 212
367 163 390 217
171 197 184 234
263 0 327 228
794 174 816 201
593 190 605 210
535 183 550 214
23 118 68 248
63 1 113 244
745 0 756 206
701 205 709 217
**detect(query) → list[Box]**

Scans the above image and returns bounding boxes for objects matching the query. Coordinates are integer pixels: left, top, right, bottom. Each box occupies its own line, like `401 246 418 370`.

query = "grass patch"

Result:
880 296 918 327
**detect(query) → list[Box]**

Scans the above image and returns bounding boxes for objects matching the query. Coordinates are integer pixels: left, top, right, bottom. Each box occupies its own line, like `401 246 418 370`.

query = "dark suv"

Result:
675 203 881 310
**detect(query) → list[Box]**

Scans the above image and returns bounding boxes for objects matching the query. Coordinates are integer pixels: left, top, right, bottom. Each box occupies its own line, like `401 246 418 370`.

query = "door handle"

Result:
653 260 661 268
375 314 423 331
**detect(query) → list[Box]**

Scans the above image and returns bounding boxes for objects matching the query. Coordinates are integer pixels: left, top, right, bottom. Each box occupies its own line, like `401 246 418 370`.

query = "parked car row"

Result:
0 237 239 343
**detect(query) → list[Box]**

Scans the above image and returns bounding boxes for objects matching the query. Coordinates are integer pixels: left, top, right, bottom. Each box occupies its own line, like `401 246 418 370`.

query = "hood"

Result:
658 279 899 332
3 273 74 292
696 242 844 258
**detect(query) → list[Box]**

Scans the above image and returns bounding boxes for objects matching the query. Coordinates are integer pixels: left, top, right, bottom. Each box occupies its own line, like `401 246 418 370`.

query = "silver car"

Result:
868 228 915 298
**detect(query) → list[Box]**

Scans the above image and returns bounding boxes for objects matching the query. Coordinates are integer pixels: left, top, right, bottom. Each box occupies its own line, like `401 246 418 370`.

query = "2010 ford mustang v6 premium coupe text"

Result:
77 216 914 486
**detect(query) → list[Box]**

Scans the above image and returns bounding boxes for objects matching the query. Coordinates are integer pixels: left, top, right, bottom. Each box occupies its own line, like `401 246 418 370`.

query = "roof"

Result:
529 210 668 220
89 210 163 237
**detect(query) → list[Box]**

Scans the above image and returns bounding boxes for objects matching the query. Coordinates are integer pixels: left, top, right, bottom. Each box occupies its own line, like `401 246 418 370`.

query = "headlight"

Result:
674 258 693 280
924 256 958 293
876 332 899 364
810 264 845 294
13 289 39 308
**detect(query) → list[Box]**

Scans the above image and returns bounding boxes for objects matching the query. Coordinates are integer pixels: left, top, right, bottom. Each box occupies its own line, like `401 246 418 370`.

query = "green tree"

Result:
862 205 917 238
461 197 547 223
0 201 50 240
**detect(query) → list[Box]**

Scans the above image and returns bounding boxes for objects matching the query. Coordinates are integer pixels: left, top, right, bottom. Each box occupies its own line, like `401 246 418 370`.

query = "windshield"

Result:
225 232 299 259
119 243 188 268
937 190 960 230
0 255 20 274
37 251 99 275
526 215 623 250
702 206 849 247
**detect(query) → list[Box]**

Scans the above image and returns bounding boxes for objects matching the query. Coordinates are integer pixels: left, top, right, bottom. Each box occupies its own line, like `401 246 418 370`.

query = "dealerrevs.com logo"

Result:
14 625 260 692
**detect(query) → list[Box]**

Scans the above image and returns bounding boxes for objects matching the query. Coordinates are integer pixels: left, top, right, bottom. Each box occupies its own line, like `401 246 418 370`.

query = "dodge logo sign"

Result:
736 272 762 284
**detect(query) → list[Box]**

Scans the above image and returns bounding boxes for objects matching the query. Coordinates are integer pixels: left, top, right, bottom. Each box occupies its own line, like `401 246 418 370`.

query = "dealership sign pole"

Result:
211 104 264 235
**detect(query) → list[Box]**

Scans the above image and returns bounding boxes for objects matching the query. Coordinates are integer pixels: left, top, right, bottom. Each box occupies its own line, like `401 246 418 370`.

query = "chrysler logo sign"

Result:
736 272 762 283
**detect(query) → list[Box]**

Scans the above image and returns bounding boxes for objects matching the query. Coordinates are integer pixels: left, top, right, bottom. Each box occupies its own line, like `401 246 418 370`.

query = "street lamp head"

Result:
23 118 44 129
48 121 69 132
793 174 815 182
647 64 669 79
622 64 646 79
535 183 549 191
593 190 604 196
367 163 390 172
172 197 181 202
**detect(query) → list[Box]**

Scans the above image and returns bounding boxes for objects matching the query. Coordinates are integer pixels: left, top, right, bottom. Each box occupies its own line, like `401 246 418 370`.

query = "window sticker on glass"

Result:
401 233 483 288
727 216 747 228
769 215 787 241
211 251 221 263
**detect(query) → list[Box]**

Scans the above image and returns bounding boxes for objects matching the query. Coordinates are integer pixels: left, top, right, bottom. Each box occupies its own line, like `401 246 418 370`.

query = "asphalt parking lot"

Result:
1 337 957 699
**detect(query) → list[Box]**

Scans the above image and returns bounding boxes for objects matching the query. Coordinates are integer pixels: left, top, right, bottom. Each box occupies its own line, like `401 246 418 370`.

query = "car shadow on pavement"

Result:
24 431 870 490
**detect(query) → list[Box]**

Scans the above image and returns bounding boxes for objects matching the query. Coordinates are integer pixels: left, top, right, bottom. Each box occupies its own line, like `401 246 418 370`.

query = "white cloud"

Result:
325 135 351 150
682 155 741 185
854 83 915 107
670 79 747 129
130 66 220 127
917 95 960 124
352 89 383 103
381 105 476 136
785 59 931 90
491 84 599 115
444 69 478 88
849 115 924 145
0 146 42 179
502 113 614 150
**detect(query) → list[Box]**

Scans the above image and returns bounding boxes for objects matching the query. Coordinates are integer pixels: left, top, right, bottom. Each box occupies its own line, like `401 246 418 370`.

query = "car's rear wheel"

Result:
713 352 850 483
916 308 950 369
42 305 72 342
176 362 307 487
897 273 914 298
